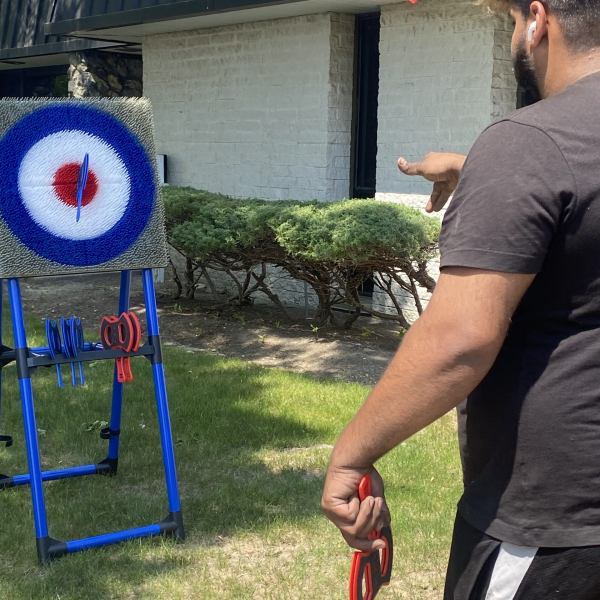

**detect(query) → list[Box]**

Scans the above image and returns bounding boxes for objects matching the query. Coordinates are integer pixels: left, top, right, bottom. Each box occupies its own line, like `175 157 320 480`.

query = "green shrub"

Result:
162 187 440 329
273 199 439 264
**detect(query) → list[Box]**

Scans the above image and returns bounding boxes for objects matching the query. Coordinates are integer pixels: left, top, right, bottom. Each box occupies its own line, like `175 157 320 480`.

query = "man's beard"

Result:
513 39 542 105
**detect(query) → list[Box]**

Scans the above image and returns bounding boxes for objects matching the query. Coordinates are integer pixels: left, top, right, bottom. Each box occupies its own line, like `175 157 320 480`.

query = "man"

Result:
321 1 600 598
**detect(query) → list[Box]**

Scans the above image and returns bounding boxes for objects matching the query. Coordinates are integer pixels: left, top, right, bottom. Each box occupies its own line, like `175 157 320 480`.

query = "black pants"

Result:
444 513 600 600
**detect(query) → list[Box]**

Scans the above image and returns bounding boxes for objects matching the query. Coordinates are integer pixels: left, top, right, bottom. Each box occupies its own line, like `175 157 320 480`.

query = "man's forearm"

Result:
329 312 499 471
322 270 535 551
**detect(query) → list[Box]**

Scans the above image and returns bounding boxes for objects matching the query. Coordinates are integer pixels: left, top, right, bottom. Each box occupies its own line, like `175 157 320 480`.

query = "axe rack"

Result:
0 269 184 563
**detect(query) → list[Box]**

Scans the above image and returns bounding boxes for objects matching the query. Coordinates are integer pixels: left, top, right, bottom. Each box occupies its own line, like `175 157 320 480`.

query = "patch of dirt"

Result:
18 272 401 386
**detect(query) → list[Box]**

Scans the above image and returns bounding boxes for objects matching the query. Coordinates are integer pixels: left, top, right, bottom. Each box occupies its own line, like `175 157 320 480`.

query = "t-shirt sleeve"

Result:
439 120 576 273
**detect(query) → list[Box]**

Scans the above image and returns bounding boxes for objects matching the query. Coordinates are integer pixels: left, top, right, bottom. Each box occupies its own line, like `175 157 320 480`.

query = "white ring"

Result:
18 130 131 241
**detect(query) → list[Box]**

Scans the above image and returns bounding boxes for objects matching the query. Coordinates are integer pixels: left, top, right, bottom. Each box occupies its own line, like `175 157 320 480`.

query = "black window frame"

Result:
350 12 380 200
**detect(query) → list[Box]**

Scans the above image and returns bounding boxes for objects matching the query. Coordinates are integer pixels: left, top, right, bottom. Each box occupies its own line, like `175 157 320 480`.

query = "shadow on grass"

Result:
0 344 351 599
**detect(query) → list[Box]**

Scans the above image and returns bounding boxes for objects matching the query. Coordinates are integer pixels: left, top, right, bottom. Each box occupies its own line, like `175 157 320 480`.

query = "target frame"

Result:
0 98 168 278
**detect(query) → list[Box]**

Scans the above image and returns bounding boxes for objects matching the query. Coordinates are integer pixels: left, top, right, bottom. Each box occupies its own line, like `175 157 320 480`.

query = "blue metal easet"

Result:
0 270 185 563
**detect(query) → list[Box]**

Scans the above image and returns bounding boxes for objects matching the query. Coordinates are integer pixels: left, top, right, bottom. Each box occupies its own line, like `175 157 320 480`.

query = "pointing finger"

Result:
398 157 423 177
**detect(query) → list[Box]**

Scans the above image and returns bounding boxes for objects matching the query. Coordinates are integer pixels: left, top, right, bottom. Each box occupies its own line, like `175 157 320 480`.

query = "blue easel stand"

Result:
0 279 14 464
0 279 4 442
100 269 131 473
0 279 3 432
0 270 184 563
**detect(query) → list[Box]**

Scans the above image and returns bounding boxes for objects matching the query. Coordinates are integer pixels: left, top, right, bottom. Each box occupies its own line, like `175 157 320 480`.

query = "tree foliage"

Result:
162 187 440 329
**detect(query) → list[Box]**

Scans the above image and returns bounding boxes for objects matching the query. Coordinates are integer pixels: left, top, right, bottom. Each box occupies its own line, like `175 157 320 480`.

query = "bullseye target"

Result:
0 99 168 278
19 130 131 241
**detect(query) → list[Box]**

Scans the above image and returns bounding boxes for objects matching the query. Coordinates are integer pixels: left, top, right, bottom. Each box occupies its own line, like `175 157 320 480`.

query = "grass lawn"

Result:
0 314 462 600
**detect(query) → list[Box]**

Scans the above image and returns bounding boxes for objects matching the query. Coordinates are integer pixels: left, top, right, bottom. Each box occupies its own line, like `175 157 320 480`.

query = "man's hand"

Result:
321 465 391 552
398 152 466 213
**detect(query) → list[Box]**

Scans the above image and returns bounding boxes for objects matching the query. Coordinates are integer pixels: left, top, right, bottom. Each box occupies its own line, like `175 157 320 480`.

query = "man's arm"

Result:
321 267 535 551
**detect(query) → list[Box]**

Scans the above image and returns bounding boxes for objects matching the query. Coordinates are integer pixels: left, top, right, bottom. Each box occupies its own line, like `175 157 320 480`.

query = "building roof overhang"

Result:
0 38 123 62
46 0 401 44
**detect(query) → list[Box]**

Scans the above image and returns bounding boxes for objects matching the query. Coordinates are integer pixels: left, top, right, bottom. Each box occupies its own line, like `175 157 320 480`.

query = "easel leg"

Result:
0 278 9 471
0 278 14 456
8 278 54 561
142 269 184 540
0 279 5 479
0 279 3 436
99 270 131 474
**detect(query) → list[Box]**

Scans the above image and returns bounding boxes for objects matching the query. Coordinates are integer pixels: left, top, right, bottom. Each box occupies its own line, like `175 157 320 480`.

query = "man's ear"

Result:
529 1 549 48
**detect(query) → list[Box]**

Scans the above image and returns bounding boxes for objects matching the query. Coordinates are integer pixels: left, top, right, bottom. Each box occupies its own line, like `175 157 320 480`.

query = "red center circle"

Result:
52 162 98 207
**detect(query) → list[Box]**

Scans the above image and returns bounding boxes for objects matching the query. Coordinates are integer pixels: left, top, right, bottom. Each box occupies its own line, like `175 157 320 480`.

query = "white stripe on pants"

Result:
484 543 538 600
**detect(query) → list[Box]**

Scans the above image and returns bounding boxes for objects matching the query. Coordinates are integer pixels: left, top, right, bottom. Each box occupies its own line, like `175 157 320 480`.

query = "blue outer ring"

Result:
0 104 156 267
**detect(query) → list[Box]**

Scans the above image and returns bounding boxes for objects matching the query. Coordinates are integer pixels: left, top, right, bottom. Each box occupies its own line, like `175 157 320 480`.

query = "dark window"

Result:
351 13 380 199
0 69 23 97
359 277 375 299
0 65 68 99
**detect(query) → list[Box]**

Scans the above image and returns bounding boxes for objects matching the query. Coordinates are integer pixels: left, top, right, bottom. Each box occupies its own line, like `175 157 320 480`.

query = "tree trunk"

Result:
343 306 362 329
250 272 295 322
201 266 221 303
185 258 196 300
169 257 183 300
313 288 337 327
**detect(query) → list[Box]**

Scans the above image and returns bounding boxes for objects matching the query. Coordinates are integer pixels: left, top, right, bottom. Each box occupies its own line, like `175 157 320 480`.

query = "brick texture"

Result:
149 2 517 317
143 13 355 201
491 12 518 120
376 0 517 195
327 14 356 200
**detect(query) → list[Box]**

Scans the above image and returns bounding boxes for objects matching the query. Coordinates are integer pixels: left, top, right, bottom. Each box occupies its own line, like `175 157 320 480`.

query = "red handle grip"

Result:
349 474 394 600
358 474 372 501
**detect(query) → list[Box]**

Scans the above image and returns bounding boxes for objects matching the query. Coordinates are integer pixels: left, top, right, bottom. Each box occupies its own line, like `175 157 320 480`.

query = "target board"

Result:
0 98 168 278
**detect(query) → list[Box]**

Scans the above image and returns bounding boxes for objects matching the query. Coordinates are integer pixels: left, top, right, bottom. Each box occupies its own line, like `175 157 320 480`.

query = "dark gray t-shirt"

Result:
440 71 600 548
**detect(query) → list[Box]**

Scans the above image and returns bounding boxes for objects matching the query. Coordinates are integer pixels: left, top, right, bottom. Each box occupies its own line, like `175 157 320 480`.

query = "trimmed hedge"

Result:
162 187 440 329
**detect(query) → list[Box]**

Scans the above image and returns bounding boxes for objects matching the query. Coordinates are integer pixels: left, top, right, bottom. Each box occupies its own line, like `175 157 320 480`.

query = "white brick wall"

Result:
376 0 517 195
152 2 518 320
327 14 355 200
143 13 355 201
491 12 518 120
